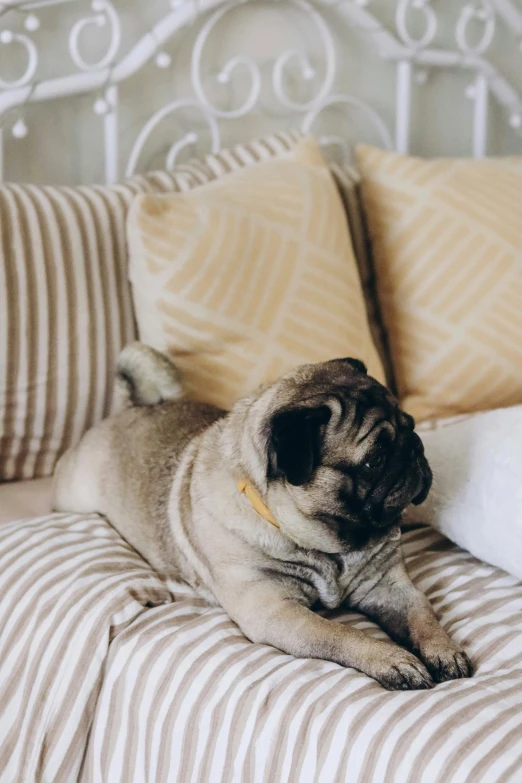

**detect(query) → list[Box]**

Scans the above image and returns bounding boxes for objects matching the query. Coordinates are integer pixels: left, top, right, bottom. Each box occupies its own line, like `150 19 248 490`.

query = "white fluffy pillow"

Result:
406 406 522 581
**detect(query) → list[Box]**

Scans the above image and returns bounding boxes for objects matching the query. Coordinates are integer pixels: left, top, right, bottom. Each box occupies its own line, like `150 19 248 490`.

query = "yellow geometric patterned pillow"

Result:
127 137 384 409
356 144 522 421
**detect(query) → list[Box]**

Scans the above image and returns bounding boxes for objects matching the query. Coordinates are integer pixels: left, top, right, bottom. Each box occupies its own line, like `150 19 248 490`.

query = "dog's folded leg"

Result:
221 579 434 691
352 563 473 683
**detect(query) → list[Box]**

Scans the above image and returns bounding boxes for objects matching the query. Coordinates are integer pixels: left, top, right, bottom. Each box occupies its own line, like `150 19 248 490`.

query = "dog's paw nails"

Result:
373 653 435 691
422 646 473 683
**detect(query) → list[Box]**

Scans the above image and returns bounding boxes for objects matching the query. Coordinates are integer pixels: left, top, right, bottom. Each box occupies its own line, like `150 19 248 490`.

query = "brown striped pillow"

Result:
0 182 143 480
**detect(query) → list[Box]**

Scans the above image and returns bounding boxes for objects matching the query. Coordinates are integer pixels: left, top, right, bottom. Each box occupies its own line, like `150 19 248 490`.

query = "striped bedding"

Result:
2 514 522 782
0 513 171 782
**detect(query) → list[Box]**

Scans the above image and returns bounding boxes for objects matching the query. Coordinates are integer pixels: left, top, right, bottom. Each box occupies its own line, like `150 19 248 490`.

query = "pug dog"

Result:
53 343 472 690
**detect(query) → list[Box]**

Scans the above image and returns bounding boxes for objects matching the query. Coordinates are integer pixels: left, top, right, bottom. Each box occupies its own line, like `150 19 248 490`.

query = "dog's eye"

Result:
364 452 385 471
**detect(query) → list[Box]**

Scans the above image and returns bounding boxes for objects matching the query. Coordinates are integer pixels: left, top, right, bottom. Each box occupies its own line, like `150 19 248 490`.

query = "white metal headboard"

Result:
0 0 521 184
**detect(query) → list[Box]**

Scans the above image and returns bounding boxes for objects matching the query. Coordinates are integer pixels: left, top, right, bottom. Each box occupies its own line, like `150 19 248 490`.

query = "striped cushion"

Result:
0 181 150 481
356 144 522 421
127 137 385 409
82 525 522 782
0 512 171 782
0 131 387 481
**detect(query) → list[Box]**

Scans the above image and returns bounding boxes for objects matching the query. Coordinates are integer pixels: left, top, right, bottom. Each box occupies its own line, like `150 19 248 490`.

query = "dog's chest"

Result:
284 535 398 610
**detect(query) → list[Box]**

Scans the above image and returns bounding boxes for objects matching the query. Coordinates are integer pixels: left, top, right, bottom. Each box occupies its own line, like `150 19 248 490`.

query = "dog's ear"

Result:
341 358 367 374
268 406 331 486
328 357 368 374
412 450 433 506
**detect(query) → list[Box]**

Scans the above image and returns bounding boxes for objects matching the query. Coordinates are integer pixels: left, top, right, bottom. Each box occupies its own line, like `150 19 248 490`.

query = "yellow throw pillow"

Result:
128 137 384 409
356 144 522 421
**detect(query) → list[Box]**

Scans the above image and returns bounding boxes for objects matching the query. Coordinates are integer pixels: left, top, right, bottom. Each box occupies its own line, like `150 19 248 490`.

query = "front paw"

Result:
420 643 473 683
370 648 435 691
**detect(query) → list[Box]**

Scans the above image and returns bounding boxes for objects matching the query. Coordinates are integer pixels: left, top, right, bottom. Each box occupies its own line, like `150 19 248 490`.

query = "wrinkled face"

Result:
265 358 432 548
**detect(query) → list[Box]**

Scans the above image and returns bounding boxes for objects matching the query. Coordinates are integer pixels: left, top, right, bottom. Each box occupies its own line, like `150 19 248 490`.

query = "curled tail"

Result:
116 342 184 407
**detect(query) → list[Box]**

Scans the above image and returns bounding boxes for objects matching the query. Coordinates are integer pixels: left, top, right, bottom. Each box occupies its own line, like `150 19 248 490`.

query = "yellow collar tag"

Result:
237 480 280 529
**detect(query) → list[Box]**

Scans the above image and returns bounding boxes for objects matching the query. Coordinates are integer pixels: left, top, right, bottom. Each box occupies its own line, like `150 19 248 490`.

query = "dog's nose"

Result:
377 507 402 527
362 501 399 529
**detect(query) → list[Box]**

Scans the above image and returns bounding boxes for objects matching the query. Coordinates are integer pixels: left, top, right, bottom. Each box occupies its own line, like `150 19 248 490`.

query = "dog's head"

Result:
233 358 432 551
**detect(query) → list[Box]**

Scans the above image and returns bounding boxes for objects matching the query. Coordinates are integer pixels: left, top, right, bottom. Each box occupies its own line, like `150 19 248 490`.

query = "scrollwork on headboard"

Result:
0 0 520 183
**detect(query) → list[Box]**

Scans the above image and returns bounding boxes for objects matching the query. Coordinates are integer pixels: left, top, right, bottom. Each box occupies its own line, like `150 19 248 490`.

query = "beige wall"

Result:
2 0 521 185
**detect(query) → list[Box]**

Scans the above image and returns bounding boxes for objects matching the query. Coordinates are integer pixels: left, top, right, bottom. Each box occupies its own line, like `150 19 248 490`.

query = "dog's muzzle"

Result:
362 433 432 527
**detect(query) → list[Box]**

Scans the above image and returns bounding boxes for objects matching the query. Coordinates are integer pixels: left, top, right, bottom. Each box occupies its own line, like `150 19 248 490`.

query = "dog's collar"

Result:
236 480 280 529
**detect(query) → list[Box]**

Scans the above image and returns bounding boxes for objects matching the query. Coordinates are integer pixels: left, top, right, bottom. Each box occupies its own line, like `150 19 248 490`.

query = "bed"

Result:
2 485 522 782
1 1 522 781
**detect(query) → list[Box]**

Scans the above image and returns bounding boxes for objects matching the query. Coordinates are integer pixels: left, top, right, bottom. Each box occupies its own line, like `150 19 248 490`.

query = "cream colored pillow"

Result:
356 144 522 421
128 137 384 409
